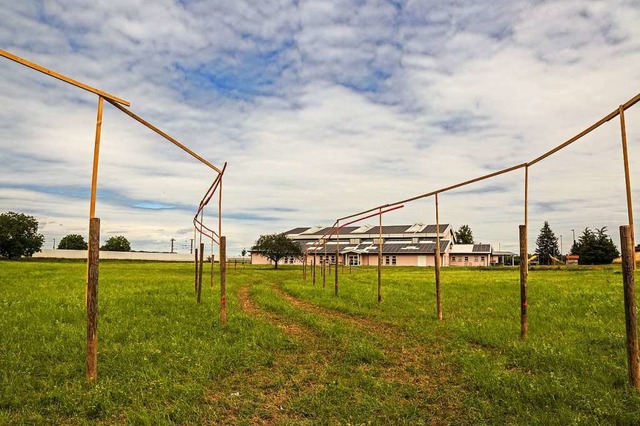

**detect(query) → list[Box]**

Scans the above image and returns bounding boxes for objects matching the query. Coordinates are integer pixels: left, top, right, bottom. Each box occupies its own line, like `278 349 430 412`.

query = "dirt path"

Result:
211 282 464 424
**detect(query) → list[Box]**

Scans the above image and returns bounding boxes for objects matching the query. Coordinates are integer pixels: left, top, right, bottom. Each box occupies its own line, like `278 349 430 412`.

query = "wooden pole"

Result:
86 218 100 381
86 96 103 308
210 253 215 289
620 225 640 388
312 255 316 285
524 166 529 235
323 240 327 288
194 247 199 294
303 250 307 281
220 236 227 325
335 225 339 296
378 208 383 303
519 225 528 339
619 106 636 270
435 194 443 320
0 49 130 106
197 242 204 303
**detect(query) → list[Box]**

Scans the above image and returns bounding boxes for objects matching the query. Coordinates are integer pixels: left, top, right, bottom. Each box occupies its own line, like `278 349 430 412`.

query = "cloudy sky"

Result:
1 0 639 255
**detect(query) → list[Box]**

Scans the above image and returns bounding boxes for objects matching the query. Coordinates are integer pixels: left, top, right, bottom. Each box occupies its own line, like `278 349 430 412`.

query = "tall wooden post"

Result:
194 247 199 294
86 218 100 381
312 255 316 285
519 225 528 339
335 226 340 296
322 241 327 288
220 236 227 325
303 250 307 281
619 106 636 270
197 242 204 303
524 166 529 233
620 226 640 388
434 194 443 320
210 253 215 289
86 96 104 307
378 208 383 303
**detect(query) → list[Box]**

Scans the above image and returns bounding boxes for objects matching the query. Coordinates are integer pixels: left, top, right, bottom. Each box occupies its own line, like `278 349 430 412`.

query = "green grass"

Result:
1 260 639 424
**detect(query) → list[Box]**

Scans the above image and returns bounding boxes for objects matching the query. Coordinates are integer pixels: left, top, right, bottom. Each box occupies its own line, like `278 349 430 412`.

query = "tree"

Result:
101 236 131 252
241 248 247 258
252 233 303 269
455 225 474 244
0 211 45 259
571 227 619 265
58 234 88 250
535 221 559 265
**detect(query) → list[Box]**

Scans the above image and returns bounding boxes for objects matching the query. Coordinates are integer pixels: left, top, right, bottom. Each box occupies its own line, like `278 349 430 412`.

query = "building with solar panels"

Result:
251 223 513 267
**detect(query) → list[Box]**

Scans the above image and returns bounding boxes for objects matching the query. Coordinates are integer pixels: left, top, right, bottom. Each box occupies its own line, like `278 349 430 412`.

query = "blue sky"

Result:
1 0 639 255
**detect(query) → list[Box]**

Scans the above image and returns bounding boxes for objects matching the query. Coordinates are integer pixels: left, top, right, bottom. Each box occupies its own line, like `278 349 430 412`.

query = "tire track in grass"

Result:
207 285 333 425
270 281 466 423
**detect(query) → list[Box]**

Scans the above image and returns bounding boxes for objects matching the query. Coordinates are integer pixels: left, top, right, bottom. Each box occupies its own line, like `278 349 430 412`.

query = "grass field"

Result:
1 260 639 425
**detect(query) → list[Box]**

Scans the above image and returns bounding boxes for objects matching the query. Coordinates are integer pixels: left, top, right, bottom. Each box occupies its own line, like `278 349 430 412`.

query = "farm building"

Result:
251 224 515 267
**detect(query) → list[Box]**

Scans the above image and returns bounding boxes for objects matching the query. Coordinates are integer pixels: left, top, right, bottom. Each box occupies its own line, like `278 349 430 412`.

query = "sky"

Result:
1 0 639 256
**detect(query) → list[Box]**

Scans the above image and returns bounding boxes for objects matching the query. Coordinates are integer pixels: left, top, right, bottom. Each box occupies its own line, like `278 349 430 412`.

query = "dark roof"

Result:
423 224 450 234
351 241 450 255
302 240 450 255
473 244 492 253
283 227 310 235
309 226 359 236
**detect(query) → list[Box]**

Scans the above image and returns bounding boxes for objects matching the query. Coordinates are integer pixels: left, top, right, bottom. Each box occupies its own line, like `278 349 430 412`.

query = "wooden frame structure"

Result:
0 49 228 381
325 91 638 385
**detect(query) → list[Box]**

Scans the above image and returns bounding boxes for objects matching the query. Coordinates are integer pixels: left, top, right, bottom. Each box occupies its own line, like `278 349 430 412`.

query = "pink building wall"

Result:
449 253 490 267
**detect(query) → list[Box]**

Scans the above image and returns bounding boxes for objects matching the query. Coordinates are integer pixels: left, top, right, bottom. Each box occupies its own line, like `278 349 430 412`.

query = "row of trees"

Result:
535 221 619 265
0 211 131 259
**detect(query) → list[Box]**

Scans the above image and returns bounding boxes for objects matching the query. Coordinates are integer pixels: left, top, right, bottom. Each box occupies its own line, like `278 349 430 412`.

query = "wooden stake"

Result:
86 218 100 381
620 226 640 388
220 236 227 325
335 226 339 296
210 253 215 289
378 208 383 303
303 252 307 281
435 194 442 320
197 243 204 303
323 241 327 288
312 255 316 285
619 107 636 270
519 225 528 339
194 248 199 294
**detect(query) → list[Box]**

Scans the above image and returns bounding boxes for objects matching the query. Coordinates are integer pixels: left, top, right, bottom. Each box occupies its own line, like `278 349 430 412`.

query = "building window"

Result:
481 256 485 262
392 256 397 265
474 256 478 262
464 256 469 262
385 256 390 265
451 256 456 261
349 255 359 266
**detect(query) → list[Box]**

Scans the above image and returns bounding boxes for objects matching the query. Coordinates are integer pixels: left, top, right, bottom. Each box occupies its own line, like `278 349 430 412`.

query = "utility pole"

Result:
572 229 575 244
53 238 56 249
190 238 194 254
560 235 563 255
170 238 175 253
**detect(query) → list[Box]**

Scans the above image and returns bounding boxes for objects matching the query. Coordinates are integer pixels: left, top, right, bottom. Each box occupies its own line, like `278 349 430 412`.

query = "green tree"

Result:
101 235 131 252
0 211 45 259
535 221 559 265
571 227 619 264
252 233 303 269
455 225 474 244
58 234 88 250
